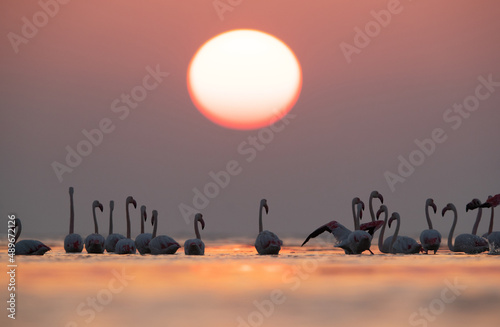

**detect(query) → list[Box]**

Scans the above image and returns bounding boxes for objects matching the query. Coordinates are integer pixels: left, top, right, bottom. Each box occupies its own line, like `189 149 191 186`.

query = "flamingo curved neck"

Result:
69 192 75 234
14 218 22 243
391 215 400 252
259 204 264 233
448 207 457 251
471 207 482 235
352 201 360 230
425 202 433 230
369 195 376 222
195 218 201 240
92 206 99 234
488 207 495 235
152 215 158 238
140 210 145 234
125 202 131 239
109 206 113 235
378 209 388 251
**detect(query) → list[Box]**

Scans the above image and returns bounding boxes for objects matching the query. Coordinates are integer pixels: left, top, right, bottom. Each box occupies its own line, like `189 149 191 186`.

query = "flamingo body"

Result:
105 233 126 253
392 236 422 254
487 232 500 254
115 238 137 254
64 233 83 253
255 230 282 255
135 233 152 254
15 240 51 255
420 229 441 254
335 230 372 254
452 234 488 254
84 234 105 253
150 236 180 254
184 238 205 255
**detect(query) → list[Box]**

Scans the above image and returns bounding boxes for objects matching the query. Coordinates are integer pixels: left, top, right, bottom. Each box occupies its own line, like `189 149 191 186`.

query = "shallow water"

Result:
1 238 499 327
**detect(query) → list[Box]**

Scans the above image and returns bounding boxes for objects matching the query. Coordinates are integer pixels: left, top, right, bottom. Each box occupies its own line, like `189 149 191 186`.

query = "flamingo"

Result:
13 218 51 255
335 198 374 254
149 210 180 255
359 191 385 235
104 201 125 253
255 199 283 255
64 187 83 253
466 198 484 235
376 205 397 253
135 205 152 254
115 196 137 254
478 195 500 254
388 212 422 254
442 203 488 254
420 198 441 254
184 213 206 255
84 200 105 253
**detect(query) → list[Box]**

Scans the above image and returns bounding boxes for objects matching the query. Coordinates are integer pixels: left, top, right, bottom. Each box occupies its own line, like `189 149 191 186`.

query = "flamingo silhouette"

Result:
184 213 206 255
64 187 83 253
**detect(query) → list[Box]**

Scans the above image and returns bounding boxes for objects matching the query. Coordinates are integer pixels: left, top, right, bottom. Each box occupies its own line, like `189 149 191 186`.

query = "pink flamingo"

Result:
104 201 125 253
388 212 422 254
335 198 374 255
84 200 105 253
115 196 137 254
442 203 488 254
184 213 206 255
149 210 180 255
255 199 283 255
64 187 83 253
420 198 441 254
135 205 152 254
13 218 51 255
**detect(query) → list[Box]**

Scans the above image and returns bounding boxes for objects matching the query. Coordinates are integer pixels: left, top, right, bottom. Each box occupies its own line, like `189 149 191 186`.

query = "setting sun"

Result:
187 29 302 130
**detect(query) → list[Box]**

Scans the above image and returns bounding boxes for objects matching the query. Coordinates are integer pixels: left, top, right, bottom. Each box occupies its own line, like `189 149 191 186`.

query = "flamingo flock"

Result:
11 188 499 256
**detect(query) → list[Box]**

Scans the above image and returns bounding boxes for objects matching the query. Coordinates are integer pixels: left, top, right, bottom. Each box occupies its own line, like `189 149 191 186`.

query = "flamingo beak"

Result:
360 201 365 211
441 206 448 216
378 194 384 204
200 218 205 230
132 199 137 209
264 204 269 214
98 203 104 212
430 202 437 214
388 215 396 228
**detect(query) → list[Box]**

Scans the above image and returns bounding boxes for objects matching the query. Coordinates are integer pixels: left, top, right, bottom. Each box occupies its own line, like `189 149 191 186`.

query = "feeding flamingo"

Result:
255 199 283 255
184 213 206 255
359 191 385 235
420 198 441 254
149 210 180 255
335 198 374 254
84 200 105 253
135 205 152 254
64 187 83 253
13 218 51 255
104 201 125 253
115 196 137 254
388 212 422 254
442 203 488 254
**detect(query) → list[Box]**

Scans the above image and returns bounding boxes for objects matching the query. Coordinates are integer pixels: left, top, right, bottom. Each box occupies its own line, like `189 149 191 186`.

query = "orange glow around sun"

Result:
187 29 302 130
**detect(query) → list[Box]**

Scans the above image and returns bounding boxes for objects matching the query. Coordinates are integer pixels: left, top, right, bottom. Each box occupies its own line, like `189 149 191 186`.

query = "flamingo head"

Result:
426 198 437 213
141 205 147 221
466 198 482 212
69 187 74 195
388 212 399 228
127 196 137 209
376 205 388 219
442 203 454 216
109 200 114 210
371 190 384 204
93 200 103 212
196 213 205 230
260 199 269 214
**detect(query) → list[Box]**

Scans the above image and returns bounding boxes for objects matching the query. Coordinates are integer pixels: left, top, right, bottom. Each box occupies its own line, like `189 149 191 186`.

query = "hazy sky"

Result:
1 1 499 241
